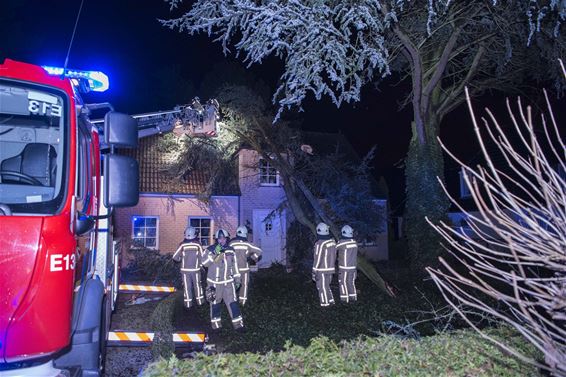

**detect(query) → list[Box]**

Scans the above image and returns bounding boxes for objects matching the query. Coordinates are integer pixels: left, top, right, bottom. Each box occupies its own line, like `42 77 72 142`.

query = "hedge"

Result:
150 292 180 360
142 327 539 376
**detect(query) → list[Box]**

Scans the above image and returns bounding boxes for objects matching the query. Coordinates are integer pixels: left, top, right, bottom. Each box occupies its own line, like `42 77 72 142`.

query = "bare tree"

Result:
427 69 566 374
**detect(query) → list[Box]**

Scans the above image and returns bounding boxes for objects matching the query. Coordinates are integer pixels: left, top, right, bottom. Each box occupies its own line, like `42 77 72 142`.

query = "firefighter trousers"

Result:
315 272 335 307
338 268 357 302
182 271 205 307
209 282 244 329
238 271 251 306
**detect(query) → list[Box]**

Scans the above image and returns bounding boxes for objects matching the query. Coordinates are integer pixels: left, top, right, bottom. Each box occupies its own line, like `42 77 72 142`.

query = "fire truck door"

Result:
74 120 95 284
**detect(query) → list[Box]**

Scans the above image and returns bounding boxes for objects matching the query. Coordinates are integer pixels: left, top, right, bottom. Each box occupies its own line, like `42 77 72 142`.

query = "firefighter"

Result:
172 226 205 308
201 229 244 331
336 225 358 303
229 225 262 306
312 222 337 307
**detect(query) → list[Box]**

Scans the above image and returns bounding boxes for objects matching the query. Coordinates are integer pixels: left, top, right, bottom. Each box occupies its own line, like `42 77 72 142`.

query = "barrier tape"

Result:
107 331 206 346
119 284 176 293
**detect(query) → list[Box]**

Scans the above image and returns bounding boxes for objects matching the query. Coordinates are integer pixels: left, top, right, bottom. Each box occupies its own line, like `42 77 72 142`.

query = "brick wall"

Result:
114 194 239 257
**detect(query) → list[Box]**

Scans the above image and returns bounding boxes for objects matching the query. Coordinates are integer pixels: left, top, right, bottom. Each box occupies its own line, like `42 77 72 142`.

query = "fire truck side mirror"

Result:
104 112 138 148
104 154 139 207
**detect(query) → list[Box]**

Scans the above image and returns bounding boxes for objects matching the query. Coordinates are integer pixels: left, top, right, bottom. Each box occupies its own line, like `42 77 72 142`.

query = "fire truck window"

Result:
0 82 67 214
77 121 92 208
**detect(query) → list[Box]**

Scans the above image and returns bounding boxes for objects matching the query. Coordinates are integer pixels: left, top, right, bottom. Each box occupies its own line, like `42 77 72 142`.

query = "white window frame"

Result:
259 158 280 186
459 169 472 199
188 216 213 246
131 216 159 250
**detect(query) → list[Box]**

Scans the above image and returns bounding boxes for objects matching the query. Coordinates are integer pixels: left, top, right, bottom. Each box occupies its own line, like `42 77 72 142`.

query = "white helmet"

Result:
185 226 197 239
316 222 330 236
236 226 248 238
214 228 230 239
341 225 353 238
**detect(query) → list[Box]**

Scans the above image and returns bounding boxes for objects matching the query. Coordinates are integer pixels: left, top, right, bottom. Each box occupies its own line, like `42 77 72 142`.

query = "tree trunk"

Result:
404 117 450 273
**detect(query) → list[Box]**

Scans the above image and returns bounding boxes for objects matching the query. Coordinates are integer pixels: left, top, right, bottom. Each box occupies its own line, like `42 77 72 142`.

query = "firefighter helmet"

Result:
316 222 330 236
185 226 197 239
236 226 248 238
205 286 216 303
341 225 353 238
214 228 230 239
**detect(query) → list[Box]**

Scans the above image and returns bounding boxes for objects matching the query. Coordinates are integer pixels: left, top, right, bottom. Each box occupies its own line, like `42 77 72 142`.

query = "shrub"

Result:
285 220 315 271
150 292 180 360
122 247 181 287
428 89 566 374
142 327 538 377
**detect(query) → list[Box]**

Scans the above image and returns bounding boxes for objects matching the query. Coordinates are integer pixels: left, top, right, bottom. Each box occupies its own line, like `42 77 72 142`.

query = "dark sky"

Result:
2 0 560 211
0 1 414 170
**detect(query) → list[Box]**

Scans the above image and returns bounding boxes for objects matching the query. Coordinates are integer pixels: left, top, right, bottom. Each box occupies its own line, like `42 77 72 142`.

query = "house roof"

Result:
120 134 240 196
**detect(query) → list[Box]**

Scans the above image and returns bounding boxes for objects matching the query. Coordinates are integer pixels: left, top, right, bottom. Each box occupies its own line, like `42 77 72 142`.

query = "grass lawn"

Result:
190 264 452 353
143 264 541 376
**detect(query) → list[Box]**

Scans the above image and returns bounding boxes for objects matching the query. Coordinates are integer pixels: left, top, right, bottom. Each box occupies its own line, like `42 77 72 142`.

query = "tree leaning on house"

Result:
158 83 393 295
161 0 565 271
216 84 394 296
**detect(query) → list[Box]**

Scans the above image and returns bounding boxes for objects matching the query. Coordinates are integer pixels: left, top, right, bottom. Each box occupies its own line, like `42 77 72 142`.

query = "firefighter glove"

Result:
205 286 216 303
234 277 242 291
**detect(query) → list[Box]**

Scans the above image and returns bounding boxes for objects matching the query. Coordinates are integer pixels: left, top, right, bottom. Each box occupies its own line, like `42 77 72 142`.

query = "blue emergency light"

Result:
42 66 109 92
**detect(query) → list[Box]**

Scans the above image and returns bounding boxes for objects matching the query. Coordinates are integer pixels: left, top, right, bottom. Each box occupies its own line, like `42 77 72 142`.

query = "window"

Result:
77 122 92 212
459 169 471 198
259 158 279 186
0 81 68 215
189 217 212 246
132 216 158 249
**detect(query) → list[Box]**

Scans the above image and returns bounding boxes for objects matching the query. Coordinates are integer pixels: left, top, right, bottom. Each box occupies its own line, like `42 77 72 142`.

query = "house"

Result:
114 132 389 267
443 128 564 237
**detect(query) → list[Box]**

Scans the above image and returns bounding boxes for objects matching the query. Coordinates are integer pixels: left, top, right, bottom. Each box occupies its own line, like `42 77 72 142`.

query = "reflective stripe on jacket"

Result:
313 238 337 273
229 238 262 271
172 239 204 271
336 238 358 270
202 242 240 284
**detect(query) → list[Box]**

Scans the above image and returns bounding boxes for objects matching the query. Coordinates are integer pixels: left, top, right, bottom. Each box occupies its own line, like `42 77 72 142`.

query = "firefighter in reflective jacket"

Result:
312 222 337 307
201 229 244 330
336 225 358 303
229 226 262 306
173 226 205 307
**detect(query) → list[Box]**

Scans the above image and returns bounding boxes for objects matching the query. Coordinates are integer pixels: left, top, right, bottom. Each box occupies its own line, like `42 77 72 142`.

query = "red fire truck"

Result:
0 59 139 376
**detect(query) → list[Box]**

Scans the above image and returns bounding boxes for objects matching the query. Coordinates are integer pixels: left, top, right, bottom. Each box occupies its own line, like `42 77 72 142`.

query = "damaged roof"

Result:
120 134 240 196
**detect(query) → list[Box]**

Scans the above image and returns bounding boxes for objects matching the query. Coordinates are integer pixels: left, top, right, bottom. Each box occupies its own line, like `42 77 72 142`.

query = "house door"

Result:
252 209 284 268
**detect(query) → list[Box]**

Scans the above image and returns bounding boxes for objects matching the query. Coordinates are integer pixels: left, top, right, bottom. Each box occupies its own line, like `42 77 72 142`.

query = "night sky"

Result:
2 0 559 212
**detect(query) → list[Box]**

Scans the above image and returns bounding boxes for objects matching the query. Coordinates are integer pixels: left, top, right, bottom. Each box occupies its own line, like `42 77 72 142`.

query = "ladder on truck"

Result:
92 97 220 139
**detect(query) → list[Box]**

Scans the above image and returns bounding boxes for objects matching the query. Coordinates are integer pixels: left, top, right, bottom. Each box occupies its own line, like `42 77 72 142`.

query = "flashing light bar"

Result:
42 66 109 92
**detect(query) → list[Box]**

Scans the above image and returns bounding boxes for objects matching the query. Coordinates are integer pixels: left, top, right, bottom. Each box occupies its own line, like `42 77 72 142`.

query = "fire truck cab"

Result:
0 59 139 376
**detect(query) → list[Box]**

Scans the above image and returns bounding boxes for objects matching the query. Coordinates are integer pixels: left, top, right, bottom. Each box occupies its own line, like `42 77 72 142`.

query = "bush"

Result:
142 327 539 376
150 292 181 360
285 220 315 271
122 247 182 287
